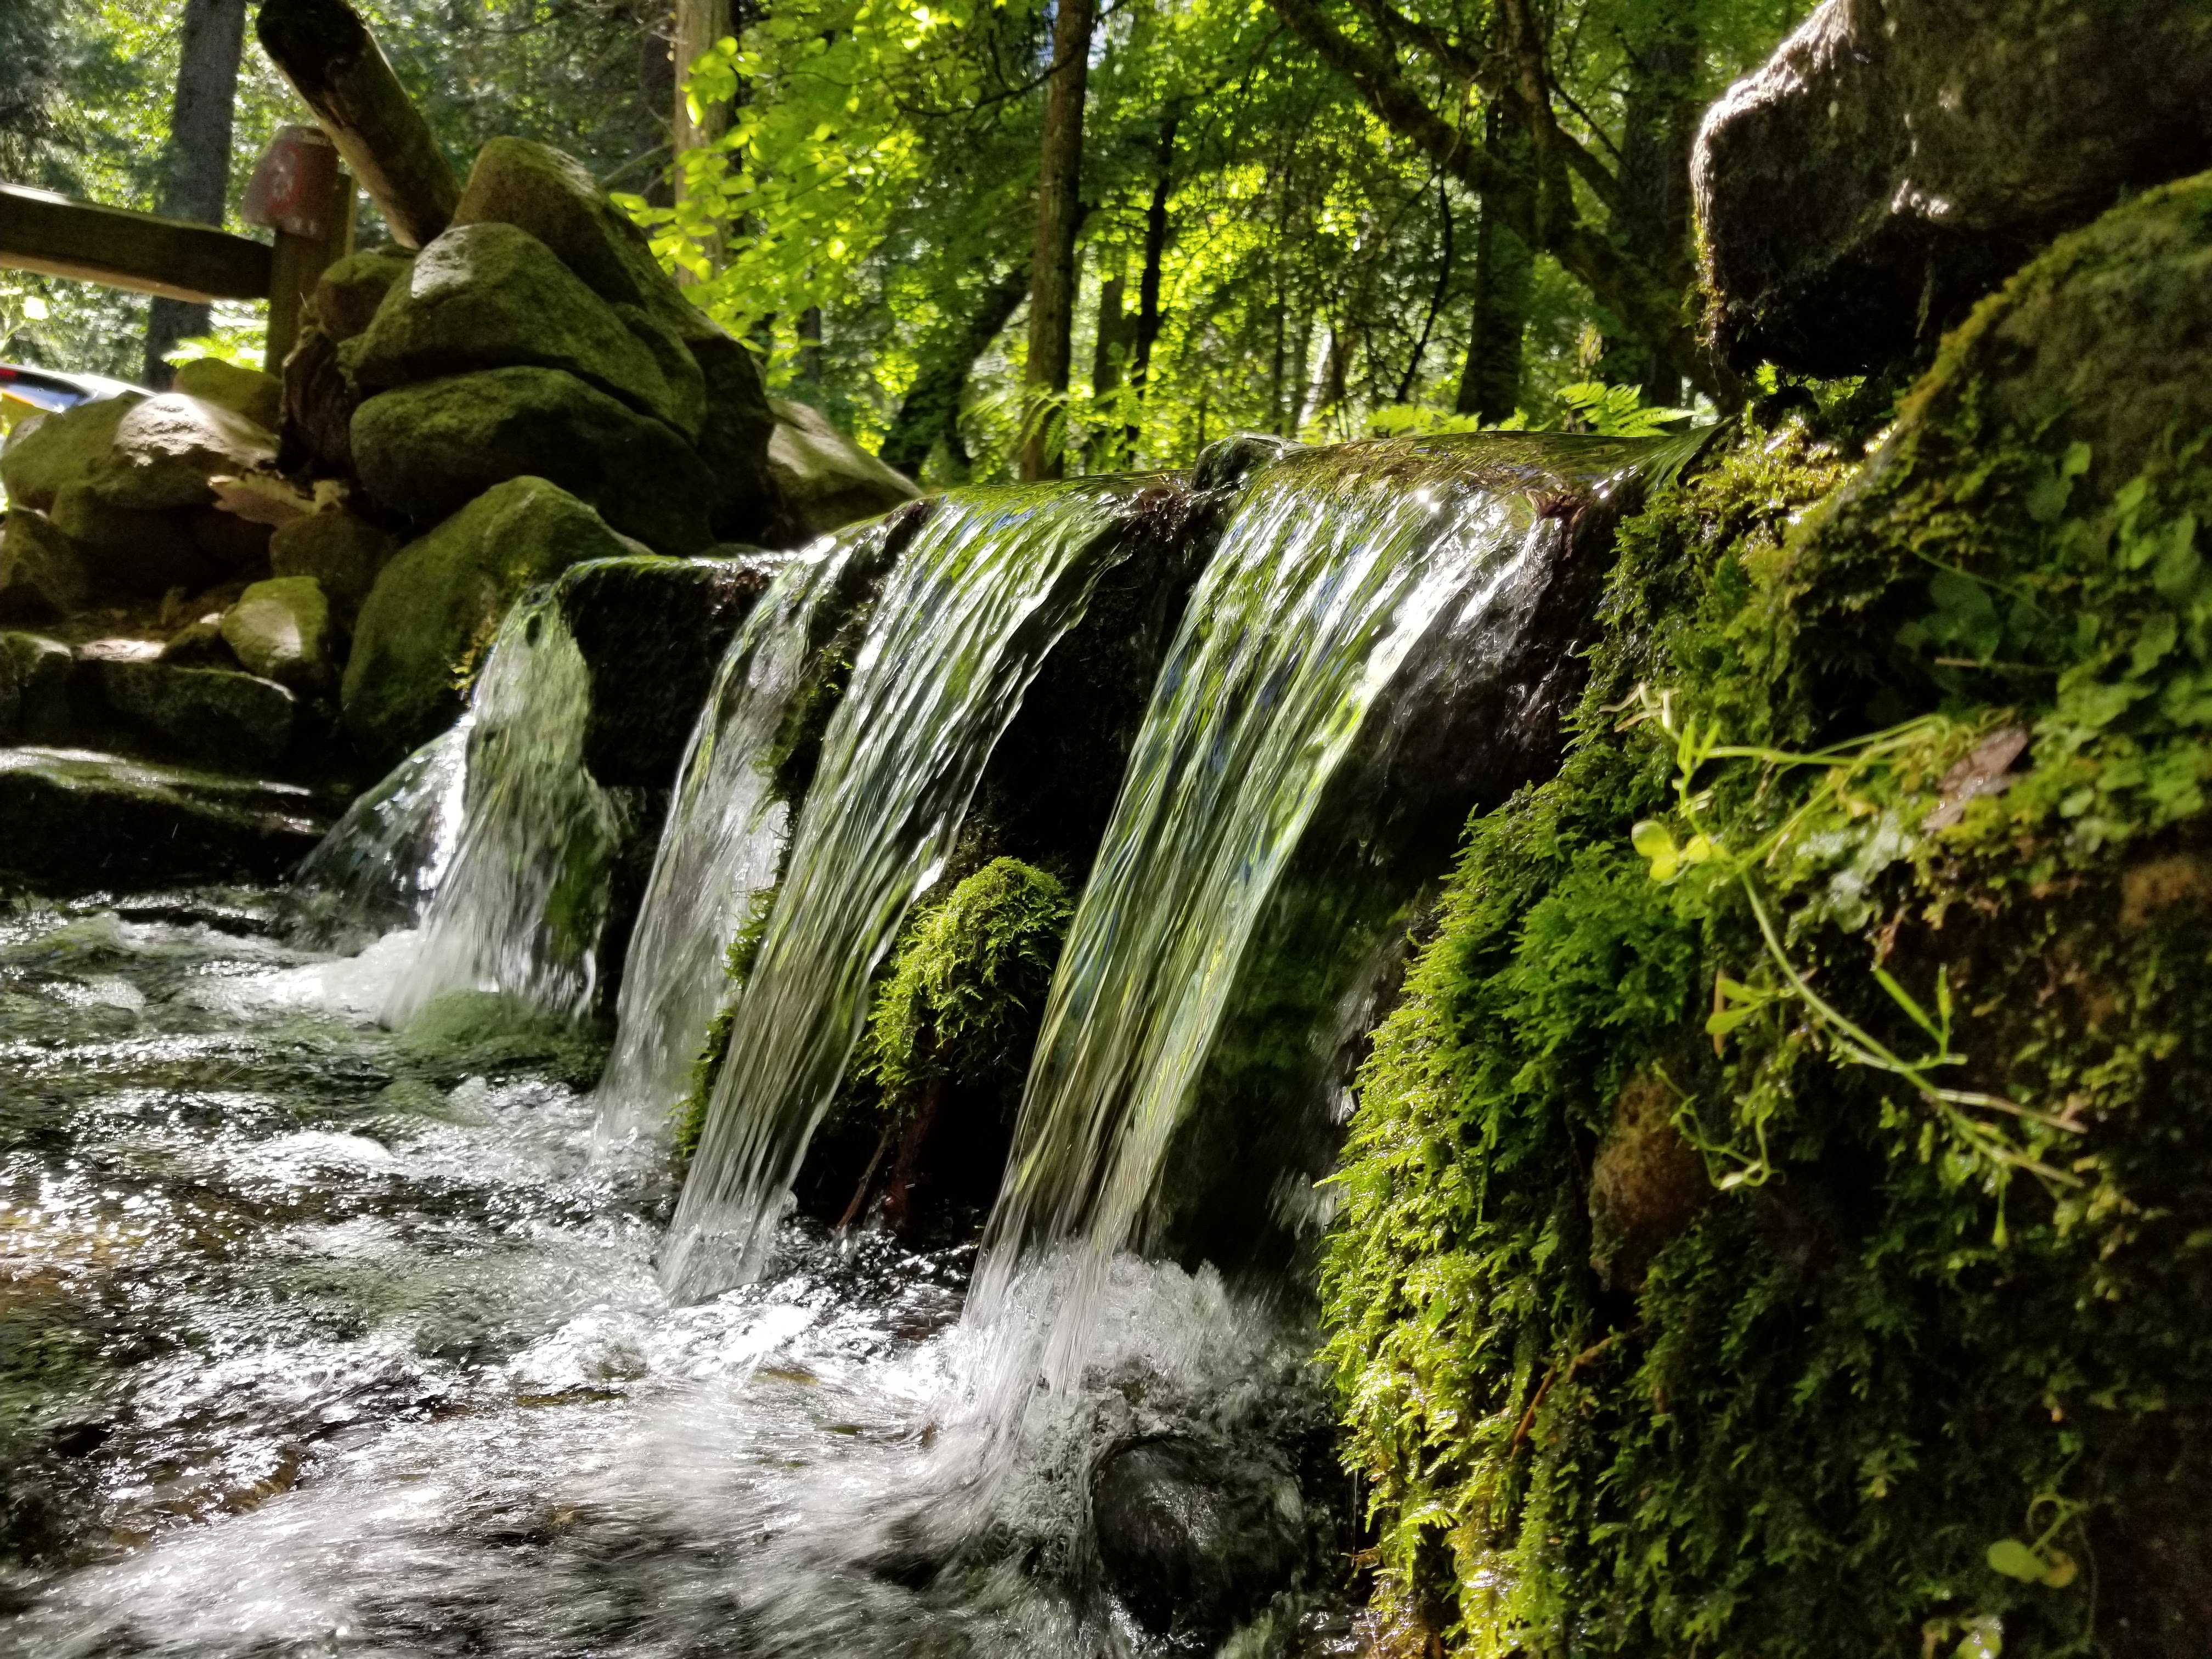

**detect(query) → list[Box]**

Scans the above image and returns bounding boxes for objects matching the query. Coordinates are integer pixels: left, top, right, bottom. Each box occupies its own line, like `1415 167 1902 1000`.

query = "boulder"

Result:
97 658 296 768
86 393 279 514
44 486 223 596
0 633 15 742
280 323 359 479
552 550 782 788
450 137 777 541
3 631 75 743
1694 0 2212 375
0 747 328 891
341 475 648 763
269 508 391 618
1090 1436 1307 1641
172 357 284 431
160 619 235 668
768 398 921 541
0 509 94 621
221 576 335 691
0 394 140 512
353 222 703 437
351 366 715 554
312 247 416 342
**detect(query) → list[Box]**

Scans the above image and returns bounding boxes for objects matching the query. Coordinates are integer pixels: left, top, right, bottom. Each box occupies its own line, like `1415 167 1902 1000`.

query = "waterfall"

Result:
964 433 1691 1400
590 531 874 1146
659 482 1152 1302
380 592 627 1026
290 717 471 950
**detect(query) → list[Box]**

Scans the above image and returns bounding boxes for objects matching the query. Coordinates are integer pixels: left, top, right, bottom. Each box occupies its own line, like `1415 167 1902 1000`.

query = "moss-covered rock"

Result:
0 510 92 622
268 507 391 620
220 575 334 692
341 476 647 764
353 222 703 438
171 357 283 431
351 365 714 554
1327 175 2212 1657
768 398 921 541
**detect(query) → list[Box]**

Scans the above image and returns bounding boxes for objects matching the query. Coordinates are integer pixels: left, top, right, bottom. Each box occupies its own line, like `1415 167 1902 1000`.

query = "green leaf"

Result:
1630 820 1678 882
1986 1538 2045 1581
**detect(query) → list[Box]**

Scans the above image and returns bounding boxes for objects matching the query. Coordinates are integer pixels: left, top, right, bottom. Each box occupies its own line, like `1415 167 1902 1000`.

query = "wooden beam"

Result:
0 184 272 303
256 0 461 251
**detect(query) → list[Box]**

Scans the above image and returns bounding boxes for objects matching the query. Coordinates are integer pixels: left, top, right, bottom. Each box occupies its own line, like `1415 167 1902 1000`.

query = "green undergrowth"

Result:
1327 181 2212 1659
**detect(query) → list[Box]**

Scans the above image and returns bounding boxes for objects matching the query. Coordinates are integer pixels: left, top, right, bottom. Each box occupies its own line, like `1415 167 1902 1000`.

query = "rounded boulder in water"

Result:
1089 1434 1307 1640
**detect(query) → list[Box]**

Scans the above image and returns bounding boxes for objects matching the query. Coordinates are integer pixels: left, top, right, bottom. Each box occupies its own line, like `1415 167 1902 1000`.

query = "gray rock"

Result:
351 366 715 554
693 331 780 545
3 632 76 744
0 394 140 512
269 509 391 618
172 357 284 430
354 222 702 438
0 509 94 621
341 475 648 763
552 551 783 788
44 486 223 597
90 393 280 513
1090 1436 1307 1641
768 398 922 541
313 247 416 343
221 576 335 691
1694 0 2212 374
98 659 296 768
0 747 328 891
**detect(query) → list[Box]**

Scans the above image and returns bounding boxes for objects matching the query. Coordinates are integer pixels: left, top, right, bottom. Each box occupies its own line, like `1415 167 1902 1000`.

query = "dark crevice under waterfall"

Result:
0 432 1700 1657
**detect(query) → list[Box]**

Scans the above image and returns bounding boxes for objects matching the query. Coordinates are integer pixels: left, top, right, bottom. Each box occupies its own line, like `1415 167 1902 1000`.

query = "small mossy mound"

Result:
1327 175 2212 1659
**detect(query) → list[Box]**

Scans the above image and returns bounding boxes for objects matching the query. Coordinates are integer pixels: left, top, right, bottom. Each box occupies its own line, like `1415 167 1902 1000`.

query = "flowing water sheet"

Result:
591 533 870 1146
968 435 1683 1402
661 482 1149 1302
289 717 472 951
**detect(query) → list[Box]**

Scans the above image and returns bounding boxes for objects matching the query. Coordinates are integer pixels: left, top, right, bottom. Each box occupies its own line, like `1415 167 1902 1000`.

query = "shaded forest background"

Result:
0 0 1805 482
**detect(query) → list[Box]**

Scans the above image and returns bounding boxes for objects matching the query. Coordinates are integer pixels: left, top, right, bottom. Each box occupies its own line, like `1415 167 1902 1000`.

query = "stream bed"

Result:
0 888 1349 1657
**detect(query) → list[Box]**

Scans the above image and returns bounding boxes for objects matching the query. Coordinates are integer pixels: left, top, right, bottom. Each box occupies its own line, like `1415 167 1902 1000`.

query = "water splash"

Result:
968 434 1680 1402
289 719 471 951
590 533 872 1147
661 483 1153 1302
381 594 627 1027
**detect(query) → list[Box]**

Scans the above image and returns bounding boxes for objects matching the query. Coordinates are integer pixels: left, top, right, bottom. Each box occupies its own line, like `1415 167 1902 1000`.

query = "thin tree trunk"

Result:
1395 174 1452 404
673 0 734 275
144 0 248 385
798 303 823 391
1456 112 1533 422
1611 10 1700 404
1124 106 1176 453
878 262 1029 478
1019 0 1097 482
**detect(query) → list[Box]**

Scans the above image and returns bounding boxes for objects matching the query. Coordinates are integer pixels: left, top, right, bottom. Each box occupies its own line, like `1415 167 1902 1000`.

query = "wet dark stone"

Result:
1090 1435 1306 1641
1192 432 1300 495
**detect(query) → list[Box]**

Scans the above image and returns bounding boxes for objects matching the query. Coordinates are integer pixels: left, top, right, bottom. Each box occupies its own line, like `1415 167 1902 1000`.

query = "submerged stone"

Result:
1695 0 2212 374
1091 1436 1306 1640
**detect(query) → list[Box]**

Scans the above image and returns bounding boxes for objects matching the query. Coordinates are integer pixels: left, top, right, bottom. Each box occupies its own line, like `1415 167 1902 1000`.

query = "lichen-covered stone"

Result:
353 222 702 437
85 393 279 513
268 507 391 618
2 631 75 744
0 509 93 622
221 576 334 692
171 357 284 431
350 366 715 554
341 476 647 763
1695 0 2212 374
0 393 139 512
43 486 223 596
768 398 920 540
98 659 296 768
0 747 327 891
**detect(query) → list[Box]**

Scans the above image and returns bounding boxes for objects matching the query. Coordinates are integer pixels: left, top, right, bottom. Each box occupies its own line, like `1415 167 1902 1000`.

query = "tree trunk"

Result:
1124 106 1176 454
1018 0 1097 482
673 0 734 276
1607 10 1700 403
878 262 1029 478
1457 113 1534 423
144 0 248 386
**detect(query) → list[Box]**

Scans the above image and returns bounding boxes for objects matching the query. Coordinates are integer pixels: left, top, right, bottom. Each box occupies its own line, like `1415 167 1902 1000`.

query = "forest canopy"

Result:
1 0 1807 480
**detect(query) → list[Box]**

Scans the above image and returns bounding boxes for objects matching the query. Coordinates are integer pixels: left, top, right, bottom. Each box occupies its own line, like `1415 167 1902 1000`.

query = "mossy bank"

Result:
1325 175 2212 1658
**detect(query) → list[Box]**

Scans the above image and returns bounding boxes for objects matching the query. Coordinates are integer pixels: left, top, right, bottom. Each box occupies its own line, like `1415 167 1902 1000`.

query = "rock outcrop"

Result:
221 576 336 691
341 475 647 763
1091 1436 1307 1641
1695 0 2212 374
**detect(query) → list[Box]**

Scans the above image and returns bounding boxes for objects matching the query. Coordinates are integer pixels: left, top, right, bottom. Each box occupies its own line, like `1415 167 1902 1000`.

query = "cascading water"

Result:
379 592 628 1027
590 529 876 1147
967 435 1688 1403
289 716 471 950
661 483 1153 1301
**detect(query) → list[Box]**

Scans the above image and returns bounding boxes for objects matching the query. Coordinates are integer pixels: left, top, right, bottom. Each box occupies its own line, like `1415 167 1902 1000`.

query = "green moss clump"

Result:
855 855 1073 1123
1325 177 2212 1659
